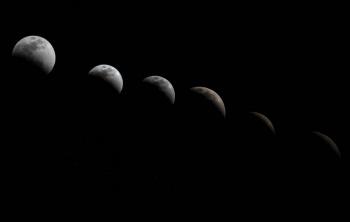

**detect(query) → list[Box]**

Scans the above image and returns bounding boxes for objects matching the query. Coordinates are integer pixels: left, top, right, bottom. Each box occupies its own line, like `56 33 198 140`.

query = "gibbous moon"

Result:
190 87 226 117
143 75 175 104
12 35 56 74
250 112 276 134
88 64 123 93
312 131 341 158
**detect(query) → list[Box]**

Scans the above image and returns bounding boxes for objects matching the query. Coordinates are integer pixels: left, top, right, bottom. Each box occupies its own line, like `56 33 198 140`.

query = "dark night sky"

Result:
1 1 347 217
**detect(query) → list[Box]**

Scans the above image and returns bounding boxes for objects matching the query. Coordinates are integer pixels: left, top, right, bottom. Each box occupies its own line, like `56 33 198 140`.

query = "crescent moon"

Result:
190 86 226 117
143 75 175 104
312 131 341 158
88 64 123 93
250 112 276 134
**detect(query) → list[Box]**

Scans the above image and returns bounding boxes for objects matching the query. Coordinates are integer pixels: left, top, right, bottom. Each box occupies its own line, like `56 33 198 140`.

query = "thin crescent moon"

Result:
250 112 276 134
312 131 341 158
190 86 226 117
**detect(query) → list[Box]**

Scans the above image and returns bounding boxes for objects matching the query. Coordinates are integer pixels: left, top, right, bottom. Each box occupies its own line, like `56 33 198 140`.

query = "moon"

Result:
312 131 341 158
250 112 276 134
12 35 56 74
143 76 175 104
88 64 123 93
190 87 226 117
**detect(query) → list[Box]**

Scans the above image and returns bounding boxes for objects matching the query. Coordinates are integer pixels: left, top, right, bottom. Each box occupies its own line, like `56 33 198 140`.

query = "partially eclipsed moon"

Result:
12 35 56 74
312 131 341 158
143 75 175 104
250 112 276 134
89 64 123 93
190 86 226 117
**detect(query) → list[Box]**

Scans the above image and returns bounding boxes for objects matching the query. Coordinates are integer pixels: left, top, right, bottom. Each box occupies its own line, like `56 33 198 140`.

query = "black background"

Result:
1 1 347 218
